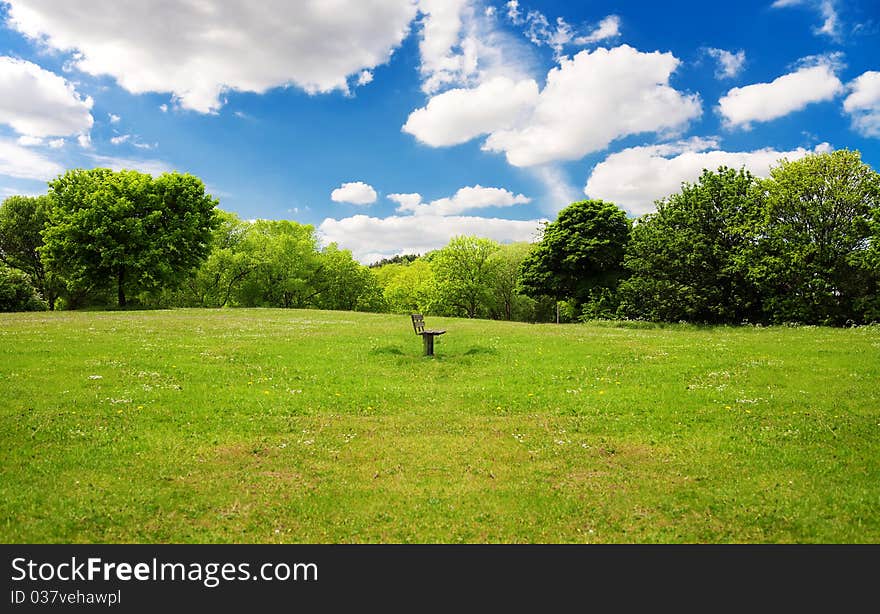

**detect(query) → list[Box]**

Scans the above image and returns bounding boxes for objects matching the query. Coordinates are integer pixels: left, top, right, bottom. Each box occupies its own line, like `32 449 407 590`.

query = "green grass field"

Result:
1 309 878 543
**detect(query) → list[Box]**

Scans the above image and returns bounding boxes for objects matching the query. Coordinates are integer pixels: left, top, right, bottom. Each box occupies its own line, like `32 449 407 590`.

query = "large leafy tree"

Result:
619 167 764 323
519 200 630 309
0 195 61 309
235 220 323 308
431 236 500 318
184 210 255 307
749 150 880 324
314 243 385 312
42 169 219 307
487 242 533 320
374 259 436 314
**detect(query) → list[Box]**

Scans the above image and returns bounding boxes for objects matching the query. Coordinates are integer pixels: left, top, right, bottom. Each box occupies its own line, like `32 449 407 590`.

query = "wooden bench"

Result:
411 314 446 356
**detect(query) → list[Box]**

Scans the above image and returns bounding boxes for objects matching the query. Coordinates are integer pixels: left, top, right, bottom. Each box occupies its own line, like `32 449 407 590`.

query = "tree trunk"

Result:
117 267 126 307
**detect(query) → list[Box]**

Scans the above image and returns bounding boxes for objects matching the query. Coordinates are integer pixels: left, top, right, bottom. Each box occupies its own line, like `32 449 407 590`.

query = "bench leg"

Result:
423 334 434 356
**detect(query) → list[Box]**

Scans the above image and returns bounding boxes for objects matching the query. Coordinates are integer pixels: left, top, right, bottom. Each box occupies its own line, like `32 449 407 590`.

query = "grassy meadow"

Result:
1 309 878 543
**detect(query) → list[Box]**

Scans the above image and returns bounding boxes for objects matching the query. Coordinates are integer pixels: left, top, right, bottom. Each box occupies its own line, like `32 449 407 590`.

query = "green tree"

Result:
431 236 500 318
0 264 46 311
487 242 532 320
750 150 880 324
315 244 385 312
235 220 323 308
0 195 61 309
42 169 219 307
619 167 764 323
374 259 436 314
184 210 255 307
519 200 630 313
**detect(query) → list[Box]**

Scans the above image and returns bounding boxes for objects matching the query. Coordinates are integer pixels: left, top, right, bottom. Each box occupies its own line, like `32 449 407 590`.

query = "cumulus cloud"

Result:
0 56 93 138
415 0 533 94
522 11 620 55
843 71 880 138
394 185 530 216
6 0 418 113
575 15 621 44
705 48 746 79
0 138 64 180
417 0 470 93
483 45 702 167
403 76 539 146
330 181 378 205
771 0 841 40
584 138 832 215
318 213 543 263
108 113 120 124
387 193 423 209
718 56 843 128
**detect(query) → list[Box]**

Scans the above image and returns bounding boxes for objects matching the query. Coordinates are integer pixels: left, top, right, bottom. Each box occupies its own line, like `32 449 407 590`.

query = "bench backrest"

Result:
411 313 425 334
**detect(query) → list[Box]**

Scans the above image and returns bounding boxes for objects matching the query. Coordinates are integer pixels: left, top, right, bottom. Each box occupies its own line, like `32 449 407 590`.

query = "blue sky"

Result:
0 0 877 262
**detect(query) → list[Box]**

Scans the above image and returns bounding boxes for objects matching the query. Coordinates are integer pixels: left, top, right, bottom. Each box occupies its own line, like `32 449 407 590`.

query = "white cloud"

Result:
387 193 423 209
87 154 175 176
417 0 470 93
77 133 92 148
0 138 64 180
506 1 521 24
705 48 746 79
584 138 832 215
718 57 843 128
574 15 621 44
843 71 880 138
158 104 168 113
330 181 378 205
395 184 530 216
483 45 702 167
356 70 374 86
108 113 120 124
110 134 131 145
47 138 64 148
403 76 539 146
415 0 533 95
0 56 93 137
517 10 620 56
16 135 43 146
6 0 418 113
318 213 543 263
771 0 841 40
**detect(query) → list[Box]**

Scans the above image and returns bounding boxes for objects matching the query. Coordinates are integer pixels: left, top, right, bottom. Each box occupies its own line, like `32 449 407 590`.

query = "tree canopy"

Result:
620 167 763 323
748 149 880 325
0 195 59 309
42 169 219 307
519 199 631 308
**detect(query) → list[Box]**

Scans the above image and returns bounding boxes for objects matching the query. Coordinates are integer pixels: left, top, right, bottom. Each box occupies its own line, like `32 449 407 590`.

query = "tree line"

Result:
1 149 878 325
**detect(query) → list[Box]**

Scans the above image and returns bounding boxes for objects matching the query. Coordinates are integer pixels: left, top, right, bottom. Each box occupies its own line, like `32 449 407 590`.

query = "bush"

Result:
0 266 47 312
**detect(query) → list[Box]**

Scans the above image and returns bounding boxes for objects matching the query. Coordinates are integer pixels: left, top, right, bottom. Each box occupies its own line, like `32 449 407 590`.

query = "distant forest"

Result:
2 149 878 326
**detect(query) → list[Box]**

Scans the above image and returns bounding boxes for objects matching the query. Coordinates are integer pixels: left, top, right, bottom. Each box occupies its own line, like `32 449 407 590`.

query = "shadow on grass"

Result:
462 345 498 356
369 345 407 356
